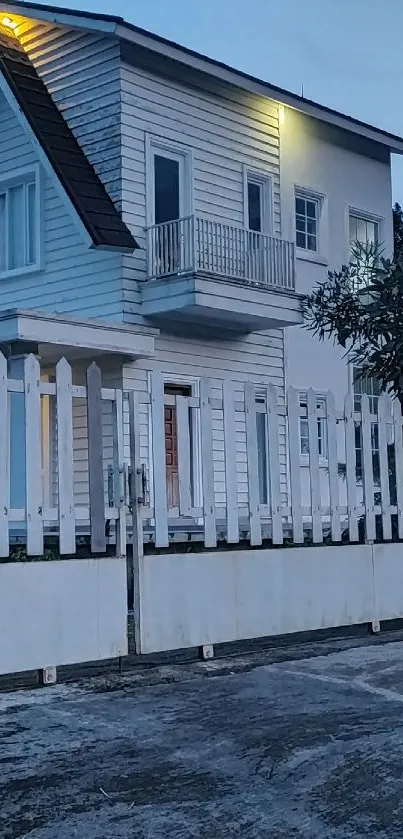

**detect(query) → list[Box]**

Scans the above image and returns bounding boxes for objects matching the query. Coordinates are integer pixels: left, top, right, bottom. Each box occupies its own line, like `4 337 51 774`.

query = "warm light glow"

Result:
1 16 17 29
278 104 285 127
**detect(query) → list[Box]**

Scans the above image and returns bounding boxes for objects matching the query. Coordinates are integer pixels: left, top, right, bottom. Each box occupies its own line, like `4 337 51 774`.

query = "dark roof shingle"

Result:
0 27 137 252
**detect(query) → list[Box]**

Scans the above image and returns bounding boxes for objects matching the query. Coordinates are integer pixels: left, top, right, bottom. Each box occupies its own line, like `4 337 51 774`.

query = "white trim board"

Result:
0 310 155 358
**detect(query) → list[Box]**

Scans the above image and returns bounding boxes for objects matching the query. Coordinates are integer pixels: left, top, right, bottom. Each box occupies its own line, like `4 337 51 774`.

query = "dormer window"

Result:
0 166 40 277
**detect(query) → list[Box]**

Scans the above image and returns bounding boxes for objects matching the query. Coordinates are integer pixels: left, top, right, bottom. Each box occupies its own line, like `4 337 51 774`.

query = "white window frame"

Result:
146 372 202 515
346 206 383 263
294 185 328 264
243 167 273 234
145 135 193 228
299 392 328 467
0 163 42 279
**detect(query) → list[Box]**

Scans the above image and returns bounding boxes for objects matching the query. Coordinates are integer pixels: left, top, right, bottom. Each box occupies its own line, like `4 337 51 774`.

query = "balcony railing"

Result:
145 215 296 290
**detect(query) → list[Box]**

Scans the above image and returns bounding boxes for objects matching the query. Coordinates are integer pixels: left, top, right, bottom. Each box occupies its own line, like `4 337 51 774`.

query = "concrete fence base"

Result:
137 543 403 654
0 557 128 675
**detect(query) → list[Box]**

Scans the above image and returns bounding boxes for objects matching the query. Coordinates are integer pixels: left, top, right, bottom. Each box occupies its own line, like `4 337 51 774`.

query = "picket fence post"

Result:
0 351 8 556
245 382 262 546
56 357 75 554
200 377 216 548
287 386 303 544
150 371 168 548
223 381 239 543
25 354 43 556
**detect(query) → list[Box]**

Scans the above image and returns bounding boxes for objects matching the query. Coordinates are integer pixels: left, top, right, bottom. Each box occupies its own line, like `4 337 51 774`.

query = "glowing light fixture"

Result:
1 16 17 29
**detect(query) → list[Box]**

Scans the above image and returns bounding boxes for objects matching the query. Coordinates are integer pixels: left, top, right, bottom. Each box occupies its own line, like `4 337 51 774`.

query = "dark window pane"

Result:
306 200 317 218
307 218 317 235
295 197 305 215
256 411 268 504
296 216 306 232
248 181 262 232
154 155 180 224
296 231 306 248
307 234 317 251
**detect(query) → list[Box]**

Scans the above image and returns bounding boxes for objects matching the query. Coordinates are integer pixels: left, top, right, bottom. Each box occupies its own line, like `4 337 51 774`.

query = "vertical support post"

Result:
8 354 27 512
223 381 239 543
86 361 106 553
326 390 341 542
25 354 43 555
200 378 216 548
307 388 322 544
393 398 403 539
361 393 376 541
287 386 303 543
113 387 126 558
344 392 359 542
56 357 75 554
0 352 8 556
266 384 283 545
245 382 262 546
378 392 392 541
128 390 144 654
150 371 168 547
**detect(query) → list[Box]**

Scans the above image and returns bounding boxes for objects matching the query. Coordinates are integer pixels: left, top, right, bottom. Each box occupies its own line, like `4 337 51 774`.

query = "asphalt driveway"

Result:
3 640 403 838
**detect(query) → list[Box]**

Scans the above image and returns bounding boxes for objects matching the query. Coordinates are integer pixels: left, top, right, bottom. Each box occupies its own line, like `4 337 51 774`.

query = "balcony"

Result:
140 216 303 333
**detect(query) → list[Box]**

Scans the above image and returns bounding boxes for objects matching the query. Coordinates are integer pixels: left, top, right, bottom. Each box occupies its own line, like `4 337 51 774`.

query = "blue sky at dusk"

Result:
31 0 403 202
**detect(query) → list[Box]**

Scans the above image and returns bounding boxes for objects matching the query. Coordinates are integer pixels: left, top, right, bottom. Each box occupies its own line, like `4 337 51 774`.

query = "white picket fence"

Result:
0 352 126 557
1 355 402 557
137 372 403 549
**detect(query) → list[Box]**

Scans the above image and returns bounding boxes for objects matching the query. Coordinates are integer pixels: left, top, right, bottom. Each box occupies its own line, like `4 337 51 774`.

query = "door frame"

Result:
145 134 194 228
147 371 203 516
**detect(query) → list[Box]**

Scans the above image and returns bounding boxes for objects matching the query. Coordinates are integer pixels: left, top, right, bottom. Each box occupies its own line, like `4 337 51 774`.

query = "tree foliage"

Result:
393 202 403 261
303 231 403 405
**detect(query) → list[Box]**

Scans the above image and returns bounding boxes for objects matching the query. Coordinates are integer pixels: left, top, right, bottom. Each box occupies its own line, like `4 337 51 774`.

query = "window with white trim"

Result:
244 170 272 234
0 169 39 276
349 212 380 288
295 190 320 252
299 394 327 459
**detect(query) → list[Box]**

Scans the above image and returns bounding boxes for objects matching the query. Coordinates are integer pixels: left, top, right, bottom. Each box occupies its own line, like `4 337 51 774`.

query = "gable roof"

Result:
1 0 403 155
0 25 137 252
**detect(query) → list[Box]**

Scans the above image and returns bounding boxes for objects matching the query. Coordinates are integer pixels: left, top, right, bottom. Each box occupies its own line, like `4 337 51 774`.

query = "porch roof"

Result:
0 309 155 360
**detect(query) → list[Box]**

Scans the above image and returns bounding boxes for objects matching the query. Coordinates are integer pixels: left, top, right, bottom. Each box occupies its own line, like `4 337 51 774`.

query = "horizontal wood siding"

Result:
16 19 122 208
122 331 287 508
120 60 281 320
0 90 123 319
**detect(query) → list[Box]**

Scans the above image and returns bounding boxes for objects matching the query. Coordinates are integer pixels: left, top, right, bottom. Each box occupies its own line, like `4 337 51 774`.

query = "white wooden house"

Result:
1 2 403 669
0 3 399 535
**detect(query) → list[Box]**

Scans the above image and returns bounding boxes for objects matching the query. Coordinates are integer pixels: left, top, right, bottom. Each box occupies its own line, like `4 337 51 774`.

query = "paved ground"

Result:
4 641 403 839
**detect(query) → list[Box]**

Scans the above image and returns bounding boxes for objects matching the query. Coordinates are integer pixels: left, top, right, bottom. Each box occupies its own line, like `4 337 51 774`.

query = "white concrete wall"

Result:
0 558 127 675
280 108 393 406
137 544 403 654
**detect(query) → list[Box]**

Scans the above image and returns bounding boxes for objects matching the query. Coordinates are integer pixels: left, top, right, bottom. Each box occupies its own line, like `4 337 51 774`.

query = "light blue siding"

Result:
0 91 124 320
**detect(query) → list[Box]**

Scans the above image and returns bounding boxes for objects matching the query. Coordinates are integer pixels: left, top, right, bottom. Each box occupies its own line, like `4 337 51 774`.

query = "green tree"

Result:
393 202 403 261
303 218 403 406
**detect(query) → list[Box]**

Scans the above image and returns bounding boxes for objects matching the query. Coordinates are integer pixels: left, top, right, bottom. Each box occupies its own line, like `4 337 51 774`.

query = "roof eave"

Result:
115 22 403 154
0 1 402 154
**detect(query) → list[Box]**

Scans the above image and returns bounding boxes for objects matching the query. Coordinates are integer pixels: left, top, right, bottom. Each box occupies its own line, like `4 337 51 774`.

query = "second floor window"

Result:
295 190 319 252
299 394 327 459
349 212 379 288
247 180 263 232
349 214 378 254
0 171 38 275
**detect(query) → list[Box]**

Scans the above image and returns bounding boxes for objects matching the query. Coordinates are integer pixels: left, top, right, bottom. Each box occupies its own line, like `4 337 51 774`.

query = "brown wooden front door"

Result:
164 384 191 509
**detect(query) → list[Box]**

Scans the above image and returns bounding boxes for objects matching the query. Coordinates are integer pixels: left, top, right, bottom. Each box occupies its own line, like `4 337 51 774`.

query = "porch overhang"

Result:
0 309 156 359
